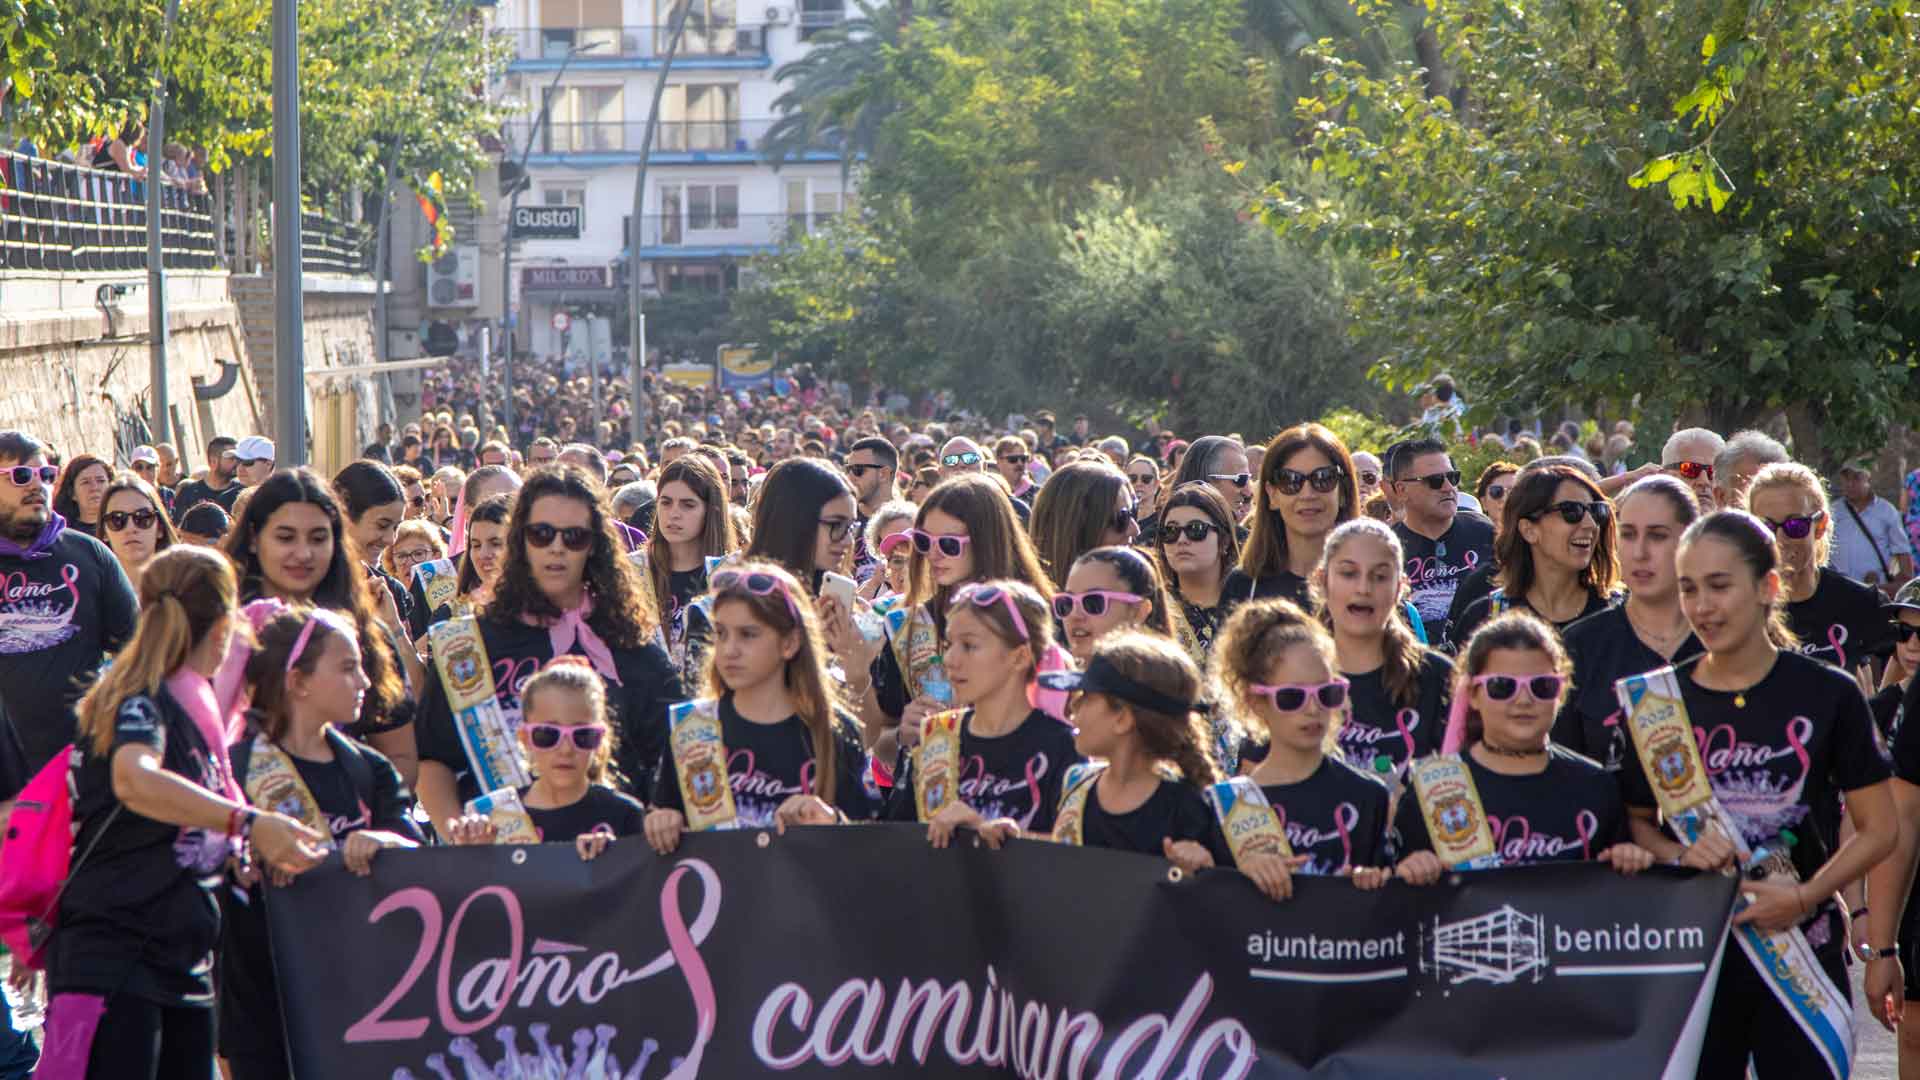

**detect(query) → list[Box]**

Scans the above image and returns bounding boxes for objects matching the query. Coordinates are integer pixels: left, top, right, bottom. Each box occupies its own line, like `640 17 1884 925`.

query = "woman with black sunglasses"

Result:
1172 435 1253 531
1475 460 1522 542
1450 465 1621 648
1396 612 1650 881
99 472 177 592
1030 461 1139 592
1154 483 1245 660
745 457 857 594
1748 462 1890 672
1237 424 1360 610
1126 455 1163 545
413 466 684 830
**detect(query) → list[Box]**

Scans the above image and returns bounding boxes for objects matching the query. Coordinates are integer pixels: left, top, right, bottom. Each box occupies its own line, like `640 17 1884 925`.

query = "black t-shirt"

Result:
0 530 139 798
1444 563 1500 644
651 696 874 826
1077 777 1230 863
1394 513 1497 648
171 476 241 521
417 615 685 803
1338 651 1452 777
1789 568 1892 668
1395 747 1627 866
885 708 1086 833
1451 588 1614 656
1620 651 1892 892
51 687 227 1006
1556 604 1703 772
1222 567 1312 611
522 784 648 841
1174 570 1258 655
1885 683 1920 973
1256 757 1392 874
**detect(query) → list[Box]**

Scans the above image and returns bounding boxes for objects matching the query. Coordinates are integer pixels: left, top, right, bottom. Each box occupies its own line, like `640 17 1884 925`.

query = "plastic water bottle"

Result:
852 600 885 643
922 660 953 704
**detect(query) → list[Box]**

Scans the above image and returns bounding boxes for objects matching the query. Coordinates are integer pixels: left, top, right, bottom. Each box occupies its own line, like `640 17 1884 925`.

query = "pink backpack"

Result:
0 745 113 969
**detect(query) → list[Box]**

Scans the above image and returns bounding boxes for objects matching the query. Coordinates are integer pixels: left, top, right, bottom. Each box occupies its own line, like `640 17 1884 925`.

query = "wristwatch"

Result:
1856 942 1900 962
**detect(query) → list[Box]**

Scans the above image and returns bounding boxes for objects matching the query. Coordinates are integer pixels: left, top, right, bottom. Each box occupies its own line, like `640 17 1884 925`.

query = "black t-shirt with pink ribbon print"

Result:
1393 512 1496 650
521 784 649 841
884 708 1086 834
1257 757 1393 874
1337 651 1452 778
1394 746 1628 866
1788 568 1892 670
1620 651 1891 901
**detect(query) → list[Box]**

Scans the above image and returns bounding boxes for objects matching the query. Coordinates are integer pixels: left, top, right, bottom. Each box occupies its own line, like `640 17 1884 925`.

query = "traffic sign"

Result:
551 311 572 333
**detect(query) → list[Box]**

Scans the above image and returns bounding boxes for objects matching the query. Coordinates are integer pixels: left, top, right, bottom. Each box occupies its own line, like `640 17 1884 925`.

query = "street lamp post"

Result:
272 0 307 466
146 0 184 458
626 2 698 451
501 40 604 446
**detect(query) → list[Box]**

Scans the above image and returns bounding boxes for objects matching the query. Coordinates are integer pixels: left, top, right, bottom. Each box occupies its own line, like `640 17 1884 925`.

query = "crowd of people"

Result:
1 379 1919 1079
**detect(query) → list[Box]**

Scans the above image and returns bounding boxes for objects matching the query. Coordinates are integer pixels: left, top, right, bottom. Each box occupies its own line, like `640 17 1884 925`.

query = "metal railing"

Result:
507 118 841 155
300 212 371 276
0 149 218 272
500 23 769 61
631 212 835 248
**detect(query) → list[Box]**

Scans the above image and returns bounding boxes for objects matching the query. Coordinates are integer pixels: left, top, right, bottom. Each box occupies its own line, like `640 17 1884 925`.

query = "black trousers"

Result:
1695 933 1850 1079
85 995 214 1080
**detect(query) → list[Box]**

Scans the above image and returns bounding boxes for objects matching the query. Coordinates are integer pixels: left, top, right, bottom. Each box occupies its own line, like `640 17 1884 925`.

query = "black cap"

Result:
178 503 230 539
1037 655 1204 717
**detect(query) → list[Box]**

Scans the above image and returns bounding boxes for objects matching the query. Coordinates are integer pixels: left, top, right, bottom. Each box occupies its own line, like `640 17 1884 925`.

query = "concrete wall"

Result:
0 270 261 473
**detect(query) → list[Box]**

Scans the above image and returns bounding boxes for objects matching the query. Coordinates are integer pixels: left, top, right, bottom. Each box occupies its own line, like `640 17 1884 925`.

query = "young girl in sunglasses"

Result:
1748 462 1891 673
644 563 873 852
1154 483 1247 660
1449 465 1621 648
885 579 1085 845
1210 599 1393 901
1236 424 1361 611
1395 611 1650 883
446 660 645 857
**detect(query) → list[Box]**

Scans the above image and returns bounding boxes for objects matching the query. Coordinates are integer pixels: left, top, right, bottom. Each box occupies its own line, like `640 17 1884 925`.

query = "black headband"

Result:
1037 655 1205 717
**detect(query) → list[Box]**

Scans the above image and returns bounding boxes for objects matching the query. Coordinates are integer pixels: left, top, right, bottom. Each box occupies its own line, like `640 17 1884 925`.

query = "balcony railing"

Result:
500 24 769 61
630 212 836 249
300 212 371 276
0 150 218 273
507 118 841 156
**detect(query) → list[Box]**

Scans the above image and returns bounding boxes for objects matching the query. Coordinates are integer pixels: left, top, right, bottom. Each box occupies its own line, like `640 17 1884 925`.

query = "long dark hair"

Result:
649 455 735 606
1495 466 1620 601
1030 461 1131 589
99 472 178 555
224 468 405 723
332 460 404 524
53 453 111 524
1242 424 1358 579
485 465 658 647
745 458 852 586
1072 545 1176 637
456 493 513 595
1154 482 1241 594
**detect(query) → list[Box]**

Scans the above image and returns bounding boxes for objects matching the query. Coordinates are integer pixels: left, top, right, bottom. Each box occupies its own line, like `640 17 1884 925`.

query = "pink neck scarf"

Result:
165 666 245 803
523 592 623 685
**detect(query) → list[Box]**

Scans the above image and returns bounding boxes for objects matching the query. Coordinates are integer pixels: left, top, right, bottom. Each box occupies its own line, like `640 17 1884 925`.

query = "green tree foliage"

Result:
1266 0 1920 467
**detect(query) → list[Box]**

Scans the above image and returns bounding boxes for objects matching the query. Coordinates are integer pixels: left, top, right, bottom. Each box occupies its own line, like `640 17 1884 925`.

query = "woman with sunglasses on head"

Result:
1553 475 1703 772
1395 612 1650 882
745 457 857 593
645 562 873 852
1211 599 1392 901
445 661 646 854
886 579 1084 844
53 453 112 537
333 460 416 635
1475 461 1522 542
1030 460 1140 593
414 466 684 830
1154 482 1246 660
225 469 421 784
1450 465 1620 648
838 475 1054 776
1748 462 1891 672
219 608 421 1080
1617 511 1898 1077
100 472 177 591
1237 424 1360 611
644 455 736 682
1172 435 1253 532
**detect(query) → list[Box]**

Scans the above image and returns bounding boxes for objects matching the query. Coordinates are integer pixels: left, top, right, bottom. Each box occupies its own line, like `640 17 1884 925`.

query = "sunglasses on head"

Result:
526 723 606 751
1208 472 1252 488
846 463 887 478
1400 470 1462 491
712 568 801 620
1760 511 1824 541
1159 520 1222 545
104 509 158 532
1250 679 1349 713
1666 461 1715 481
1529 500 1611 526
525 522 594 551
942 452 982 468
1472 673 1566 702
952 582 1030 641
1000 453 1030 466
4 466 57 487
907 529 970 558
1052 589 1144 619
1273 465 1345 496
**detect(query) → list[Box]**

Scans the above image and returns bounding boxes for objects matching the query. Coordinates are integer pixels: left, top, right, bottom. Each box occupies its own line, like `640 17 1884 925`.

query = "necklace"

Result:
1479 740 1547 758
1624 603 1689 652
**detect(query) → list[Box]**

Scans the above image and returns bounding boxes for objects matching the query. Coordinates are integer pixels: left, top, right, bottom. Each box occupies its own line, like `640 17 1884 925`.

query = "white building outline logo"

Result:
1420 904 1547 986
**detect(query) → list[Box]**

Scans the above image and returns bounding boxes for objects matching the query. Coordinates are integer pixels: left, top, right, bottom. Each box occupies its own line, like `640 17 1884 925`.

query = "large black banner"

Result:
266 826 1736 1078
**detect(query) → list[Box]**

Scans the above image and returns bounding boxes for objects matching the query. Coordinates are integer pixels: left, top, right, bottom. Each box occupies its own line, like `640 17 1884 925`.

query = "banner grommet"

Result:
1166 867 1185 884
756 832 772 849
511 849 528 865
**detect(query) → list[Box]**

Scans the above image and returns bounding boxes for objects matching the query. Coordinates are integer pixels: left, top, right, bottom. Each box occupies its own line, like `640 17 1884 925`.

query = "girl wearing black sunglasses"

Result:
446 661 645 855
646 562 873 852
1030 461 1140 593
1749 462 1890 673
1211 599 1392 902
746 457 857 595
414 466 684 831
1396 612 1649 883
1451 465 1621 648
1238 424 1360 612
1153 483 1246 659
99 472 177 593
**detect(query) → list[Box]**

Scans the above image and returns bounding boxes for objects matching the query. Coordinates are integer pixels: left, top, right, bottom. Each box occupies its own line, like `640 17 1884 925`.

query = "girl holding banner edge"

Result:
644 561 873 852
1619 509 1897 1079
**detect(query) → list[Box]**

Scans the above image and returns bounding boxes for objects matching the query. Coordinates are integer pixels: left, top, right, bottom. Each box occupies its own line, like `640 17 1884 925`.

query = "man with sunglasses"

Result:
1660 427 1725 512
170 434 243 522
233 435 276 488
1389 438 1495 649
992 436 1036 500
845 437 898 582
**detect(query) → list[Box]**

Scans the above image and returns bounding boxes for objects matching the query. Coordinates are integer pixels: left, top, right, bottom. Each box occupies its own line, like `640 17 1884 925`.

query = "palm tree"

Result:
759 0 926 189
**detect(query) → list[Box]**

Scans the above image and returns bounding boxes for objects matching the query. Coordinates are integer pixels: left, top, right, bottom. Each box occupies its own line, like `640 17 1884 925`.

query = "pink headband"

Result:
286 608 357 672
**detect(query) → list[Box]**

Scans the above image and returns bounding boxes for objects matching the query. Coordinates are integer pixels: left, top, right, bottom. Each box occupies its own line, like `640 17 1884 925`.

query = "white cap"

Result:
235 436 275 462
130 446 160 466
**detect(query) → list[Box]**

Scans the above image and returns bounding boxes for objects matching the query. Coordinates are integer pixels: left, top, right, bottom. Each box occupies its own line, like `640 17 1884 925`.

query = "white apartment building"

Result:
490 0 855 361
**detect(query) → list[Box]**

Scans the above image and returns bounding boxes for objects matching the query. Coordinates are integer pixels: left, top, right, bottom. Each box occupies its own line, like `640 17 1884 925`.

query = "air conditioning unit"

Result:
428 246 480 309
764 5 791 24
